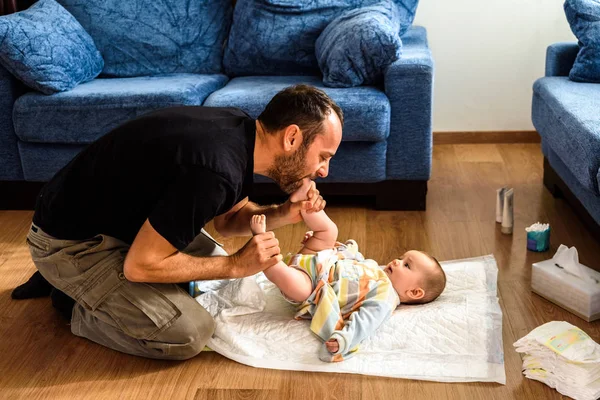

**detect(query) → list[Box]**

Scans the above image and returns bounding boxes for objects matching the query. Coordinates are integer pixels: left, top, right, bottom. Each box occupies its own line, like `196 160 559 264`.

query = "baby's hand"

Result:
301 231 314 245
325 339 339 354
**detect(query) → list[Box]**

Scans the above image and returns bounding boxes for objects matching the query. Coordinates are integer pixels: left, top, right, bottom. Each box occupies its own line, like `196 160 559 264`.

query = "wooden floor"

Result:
1 143 599 400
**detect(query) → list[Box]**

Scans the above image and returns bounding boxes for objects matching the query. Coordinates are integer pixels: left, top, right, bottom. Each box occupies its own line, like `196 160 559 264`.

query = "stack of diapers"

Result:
514 321 600 400
196 255 505 383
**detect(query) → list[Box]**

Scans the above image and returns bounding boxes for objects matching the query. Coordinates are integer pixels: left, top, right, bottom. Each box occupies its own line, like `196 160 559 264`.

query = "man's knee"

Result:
161 304 215 360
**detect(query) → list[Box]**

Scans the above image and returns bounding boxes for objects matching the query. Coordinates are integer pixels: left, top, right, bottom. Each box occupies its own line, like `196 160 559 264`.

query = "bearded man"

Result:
12 84 343 360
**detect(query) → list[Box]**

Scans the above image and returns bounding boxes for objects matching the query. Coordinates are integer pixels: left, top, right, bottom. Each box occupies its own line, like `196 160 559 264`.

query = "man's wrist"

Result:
225 253 242 279
262 202 293 229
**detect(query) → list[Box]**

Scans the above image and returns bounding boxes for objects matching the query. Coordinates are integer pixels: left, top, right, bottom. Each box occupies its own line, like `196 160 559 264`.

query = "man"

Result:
12 84 344 360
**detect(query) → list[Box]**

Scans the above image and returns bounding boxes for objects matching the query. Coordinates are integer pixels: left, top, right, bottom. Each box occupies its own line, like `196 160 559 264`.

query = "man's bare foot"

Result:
250 214 266 235
289 178 313 203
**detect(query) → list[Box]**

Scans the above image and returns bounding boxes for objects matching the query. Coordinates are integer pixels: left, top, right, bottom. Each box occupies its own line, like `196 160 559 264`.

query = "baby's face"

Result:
384 250 437 301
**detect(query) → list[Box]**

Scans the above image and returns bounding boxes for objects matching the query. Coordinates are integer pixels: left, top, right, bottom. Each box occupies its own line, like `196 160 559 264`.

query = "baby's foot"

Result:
289 178 312 203
250 214 266 235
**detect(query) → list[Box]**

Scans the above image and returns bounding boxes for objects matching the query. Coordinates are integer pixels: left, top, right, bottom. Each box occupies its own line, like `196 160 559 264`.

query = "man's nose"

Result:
317 162 329 178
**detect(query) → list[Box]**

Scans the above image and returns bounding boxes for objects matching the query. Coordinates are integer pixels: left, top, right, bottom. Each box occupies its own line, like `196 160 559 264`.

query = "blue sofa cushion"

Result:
0 0 103 95
564 0 600 82
532 76 600 194
316 2 402 88
57 0 232 77
14 74 228 144
204 76 390 142
223 0 418 77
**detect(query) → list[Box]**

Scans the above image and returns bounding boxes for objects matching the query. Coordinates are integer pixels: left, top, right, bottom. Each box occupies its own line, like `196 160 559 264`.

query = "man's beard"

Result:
268 144 310 194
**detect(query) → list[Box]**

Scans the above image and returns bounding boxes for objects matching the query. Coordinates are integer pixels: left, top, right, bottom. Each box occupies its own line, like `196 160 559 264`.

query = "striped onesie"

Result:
285 241 400 362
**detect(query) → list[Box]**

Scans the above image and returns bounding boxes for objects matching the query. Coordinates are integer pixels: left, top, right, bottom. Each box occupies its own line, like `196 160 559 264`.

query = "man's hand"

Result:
280 180 327 224
325 339 339 354
229 232 282 278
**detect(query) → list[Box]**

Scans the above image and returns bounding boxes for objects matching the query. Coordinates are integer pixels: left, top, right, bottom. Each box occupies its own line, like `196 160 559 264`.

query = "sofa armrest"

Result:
545 42 579 77
0 65 26 180
383 26 433 180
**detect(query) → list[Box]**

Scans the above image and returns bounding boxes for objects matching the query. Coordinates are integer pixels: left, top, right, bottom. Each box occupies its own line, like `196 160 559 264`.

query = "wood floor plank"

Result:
1 143 599 399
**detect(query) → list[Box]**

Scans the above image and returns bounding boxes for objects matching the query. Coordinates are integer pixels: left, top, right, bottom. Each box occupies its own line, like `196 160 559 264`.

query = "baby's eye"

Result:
404 263 410 269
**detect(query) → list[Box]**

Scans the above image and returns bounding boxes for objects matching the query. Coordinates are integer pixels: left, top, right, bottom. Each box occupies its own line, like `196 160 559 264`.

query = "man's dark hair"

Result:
258 84 344 149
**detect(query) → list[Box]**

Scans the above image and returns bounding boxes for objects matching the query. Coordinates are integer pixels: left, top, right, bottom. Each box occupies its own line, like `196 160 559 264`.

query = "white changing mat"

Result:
196 254 505 384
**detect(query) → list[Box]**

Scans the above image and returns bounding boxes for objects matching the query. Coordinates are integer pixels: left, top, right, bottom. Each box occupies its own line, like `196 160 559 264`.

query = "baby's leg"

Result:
298 208 338 254
286 178 338 254
250 215 313 302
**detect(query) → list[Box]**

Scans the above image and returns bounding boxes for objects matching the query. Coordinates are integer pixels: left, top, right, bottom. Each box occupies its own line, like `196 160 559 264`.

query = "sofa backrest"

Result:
57 0 233 77
224 0 419 77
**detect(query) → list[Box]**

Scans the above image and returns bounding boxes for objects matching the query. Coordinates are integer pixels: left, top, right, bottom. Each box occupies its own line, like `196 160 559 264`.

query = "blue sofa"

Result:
533 42 600 236
0 1 434 210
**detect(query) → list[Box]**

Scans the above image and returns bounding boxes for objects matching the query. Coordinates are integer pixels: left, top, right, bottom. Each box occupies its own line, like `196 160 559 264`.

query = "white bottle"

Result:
496 187 507 223
501 188 514 235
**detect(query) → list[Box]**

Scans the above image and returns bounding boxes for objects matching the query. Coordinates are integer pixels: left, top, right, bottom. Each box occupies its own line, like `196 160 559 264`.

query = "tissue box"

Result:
531 259 600 322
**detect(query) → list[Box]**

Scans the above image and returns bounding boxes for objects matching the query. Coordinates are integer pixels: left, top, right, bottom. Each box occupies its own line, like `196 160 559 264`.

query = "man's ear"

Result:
282 124 302 152
406 287 425 301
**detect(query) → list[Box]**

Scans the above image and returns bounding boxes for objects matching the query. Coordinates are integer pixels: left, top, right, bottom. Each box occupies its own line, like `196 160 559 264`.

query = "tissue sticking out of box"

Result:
526 222 549 232
531 245 600 322
554 245 597 284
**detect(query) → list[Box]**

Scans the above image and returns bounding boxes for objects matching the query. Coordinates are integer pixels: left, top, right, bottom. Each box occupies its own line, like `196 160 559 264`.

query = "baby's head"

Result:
384 250 446 304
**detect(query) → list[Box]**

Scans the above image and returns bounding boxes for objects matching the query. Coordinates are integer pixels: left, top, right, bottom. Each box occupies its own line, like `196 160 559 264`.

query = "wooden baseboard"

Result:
0 181 44 210
1 180 428 211
434 131 540 145
251 181 428 211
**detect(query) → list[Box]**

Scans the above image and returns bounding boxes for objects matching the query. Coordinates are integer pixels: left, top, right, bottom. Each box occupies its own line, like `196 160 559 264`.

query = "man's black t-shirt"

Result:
33 106 255 250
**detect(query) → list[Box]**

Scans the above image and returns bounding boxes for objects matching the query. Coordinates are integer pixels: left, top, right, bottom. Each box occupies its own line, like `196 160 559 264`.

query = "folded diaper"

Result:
515 321 600 400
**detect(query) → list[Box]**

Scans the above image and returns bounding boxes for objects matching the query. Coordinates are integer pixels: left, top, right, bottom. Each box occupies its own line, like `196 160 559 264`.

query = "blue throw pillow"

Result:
224 0 419 77
316 2 402 87
57 0 232 77
397 0 419 36
0 0 103 94
564 0 600 83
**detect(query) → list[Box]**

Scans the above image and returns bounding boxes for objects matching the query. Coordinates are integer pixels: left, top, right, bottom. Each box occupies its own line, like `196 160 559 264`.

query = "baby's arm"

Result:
322 299 394 362
292 180 338 254
250 215 313 302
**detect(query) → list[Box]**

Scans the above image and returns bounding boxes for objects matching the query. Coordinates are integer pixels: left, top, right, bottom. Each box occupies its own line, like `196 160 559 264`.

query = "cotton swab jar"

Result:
526 222 550 252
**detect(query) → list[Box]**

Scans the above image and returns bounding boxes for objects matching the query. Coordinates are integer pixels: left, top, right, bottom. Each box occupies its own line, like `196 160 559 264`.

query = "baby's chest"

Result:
331 261 381 283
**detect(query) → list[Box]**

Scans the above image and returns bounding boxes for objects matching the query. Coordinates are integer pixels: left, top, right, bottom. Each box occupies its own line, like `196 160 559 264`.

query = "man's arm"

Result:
214 197 291 237
123 219 282 283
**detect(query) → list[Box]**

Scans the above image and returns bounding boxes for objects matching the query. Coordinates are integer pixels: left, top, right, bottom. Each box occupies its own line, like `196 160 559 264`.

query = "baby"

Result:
250 180 446 362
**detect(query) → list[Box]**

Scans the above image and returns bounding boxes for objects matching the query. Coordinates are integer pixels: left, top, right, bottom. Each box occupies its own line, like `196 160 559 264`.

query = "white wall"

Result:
413 0 576 132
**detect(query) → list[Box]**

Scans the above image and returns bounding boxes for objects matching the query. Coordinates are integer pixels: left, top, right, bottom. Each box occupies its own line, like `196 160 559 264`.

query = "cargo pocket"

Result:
110 283 182 340
77 250 182 340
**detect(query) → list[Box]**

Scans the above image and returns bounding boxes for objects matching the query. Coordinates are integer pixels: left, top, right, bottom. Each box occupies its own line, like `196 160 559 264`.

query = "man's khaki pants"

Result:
27 223 227 360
